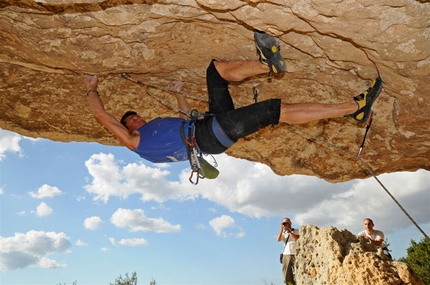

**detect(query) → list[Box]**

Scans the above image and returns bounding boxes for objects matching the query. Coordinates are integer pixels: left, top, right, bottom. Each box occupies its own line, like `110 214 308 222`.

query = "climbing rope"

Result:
120 73 428 240
285 122 430 242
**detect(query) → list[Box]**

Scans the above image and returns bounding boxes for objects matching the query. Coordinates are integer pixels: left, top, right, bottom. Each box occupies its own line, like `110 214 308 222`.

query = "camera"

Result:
282 222 289 226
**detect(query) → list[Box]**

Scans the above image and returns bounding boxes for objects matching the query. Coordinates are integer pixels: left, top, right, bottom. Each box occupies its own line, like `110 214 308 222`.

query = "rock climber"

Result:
84 31 382 165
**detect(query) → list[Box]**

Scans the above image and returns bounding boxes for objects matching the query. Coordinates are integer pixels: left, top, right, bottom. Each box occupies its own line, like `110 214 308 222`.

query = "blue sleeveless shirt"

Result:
132 117 189 163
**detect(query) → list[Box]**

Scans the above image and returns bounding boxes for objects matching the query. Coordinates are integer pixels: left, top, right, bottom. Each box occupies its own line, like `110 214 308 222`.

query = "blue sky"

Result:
0 128 429 285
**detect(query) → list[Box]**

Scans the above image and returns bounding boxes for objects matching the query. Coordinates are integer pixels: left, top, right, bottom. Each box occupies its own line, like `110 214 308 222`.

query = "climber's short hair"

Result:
120 111 137 129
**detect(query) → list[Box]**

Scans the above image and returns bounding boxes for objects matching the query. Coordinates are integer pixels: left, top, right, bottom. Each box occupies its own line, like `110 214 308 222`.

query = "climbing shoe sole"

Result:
254 30 286 75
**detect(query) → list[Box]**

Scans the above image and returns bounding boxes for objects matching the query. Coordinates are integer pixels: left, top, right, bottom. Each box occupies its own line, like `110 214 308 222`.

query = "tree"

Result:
56 281 77 285
110 272 138 285
398 238 430 285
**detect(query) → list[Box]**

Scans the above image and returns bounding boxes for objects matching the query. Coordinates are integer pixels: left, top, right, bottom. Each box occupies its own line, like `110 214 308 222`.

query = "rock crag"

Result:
1 0 429 181
295 225 424 285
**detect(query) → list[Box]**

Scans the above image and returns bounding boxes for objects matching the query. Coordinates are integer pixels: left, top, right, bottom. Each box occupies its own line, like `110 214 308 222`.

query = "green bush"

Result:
398 238 430 285
110 272 138 285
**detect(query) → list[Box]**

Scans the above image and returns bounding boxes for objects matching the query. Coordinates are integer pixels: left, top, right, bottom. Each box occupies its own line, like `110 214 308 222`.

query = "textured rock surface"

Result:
295 225 424 285
0 0 429 181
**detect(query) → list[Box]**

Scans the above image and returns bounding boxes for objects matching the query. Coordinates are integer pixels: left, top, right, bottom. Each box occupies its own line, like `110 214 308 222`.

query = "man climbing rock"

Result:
84 30 382 165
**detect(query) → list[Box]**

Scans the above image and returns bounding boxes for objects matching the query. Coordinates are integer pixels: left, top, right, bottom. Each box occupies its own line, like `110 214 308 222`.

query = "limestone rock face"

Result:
1 0 429 181
295 225 424 285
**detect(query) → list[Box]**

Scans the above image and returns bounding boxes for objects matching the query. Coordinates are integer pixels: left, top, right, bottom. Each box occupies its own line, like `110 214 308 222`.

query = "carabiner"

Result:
189 170 200 185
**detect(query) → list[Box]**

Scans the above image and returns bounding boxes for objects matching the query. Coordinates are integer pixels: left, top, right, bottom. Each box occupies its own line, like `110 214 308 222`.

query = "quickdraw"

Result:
186 122 202 184
356 111 375 159
253 86 259 103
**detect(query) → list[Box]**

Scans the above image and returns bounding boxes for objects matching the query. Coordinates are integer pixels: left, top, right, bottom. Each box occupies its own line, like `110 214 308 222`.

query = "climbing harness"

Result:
121 73 218 185
185 121 219 184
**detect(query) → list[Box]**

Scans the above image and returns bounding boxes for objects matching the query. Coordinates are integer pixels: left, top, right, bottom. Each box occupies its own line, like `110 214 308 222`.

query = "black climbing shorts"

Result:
195 59 281 154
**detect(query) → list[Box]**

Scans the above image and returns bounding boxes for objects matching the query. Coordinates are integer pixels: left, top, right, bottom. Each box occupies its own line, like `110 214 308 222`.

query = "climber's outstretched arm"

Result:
84 74 139 150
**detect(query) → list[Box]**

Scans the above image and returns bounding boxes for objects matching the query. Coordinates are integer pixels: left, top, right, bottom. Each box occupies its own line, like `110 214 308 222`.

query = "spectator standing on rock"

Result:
277 218 300 285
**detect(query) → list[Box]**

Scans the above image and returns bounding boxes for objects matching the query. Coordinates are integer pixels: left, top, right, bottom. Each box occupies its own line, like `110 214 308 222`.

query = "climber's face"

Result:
125 114 146 131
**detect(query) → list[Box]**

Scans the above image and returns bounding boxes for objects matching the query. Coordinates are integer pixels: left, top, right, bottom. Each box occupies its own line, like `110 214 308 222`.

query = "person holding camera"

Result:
277 218 300 285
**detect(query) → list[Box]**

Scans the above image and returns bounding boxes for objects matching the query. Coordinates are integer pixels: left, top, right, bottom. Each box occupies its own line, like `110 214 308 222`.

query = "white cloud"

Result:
0 129 22 161
84 153 199 203
109 237 148 246
100 247 109 252
0 230 71 271
38 257 67 269
36 202 53 217
29 184 61 199
84 153 349 217
209 215 234 236
84 216 103 230
75 239 88 246
110 208 181 233
83 152 429 240
75 195 86 202
118 238 148 246
191 157 430 239
209 215 245 238
0 188 3 195
193 156 349 219
196 224 207 230
294 169 430 235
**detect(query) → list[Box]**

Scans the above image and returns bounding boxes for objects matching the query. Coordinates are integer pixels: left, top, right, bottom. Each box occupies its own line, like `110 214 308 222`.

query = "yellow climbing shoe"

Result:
345 77 383 123
254 30 286 76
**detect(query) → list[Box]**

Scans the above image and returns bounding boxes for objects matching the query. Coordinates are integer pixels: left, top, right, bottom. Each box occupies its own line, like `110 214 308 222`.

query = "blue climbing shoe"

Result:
345 76 383 123
254 30 286 76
